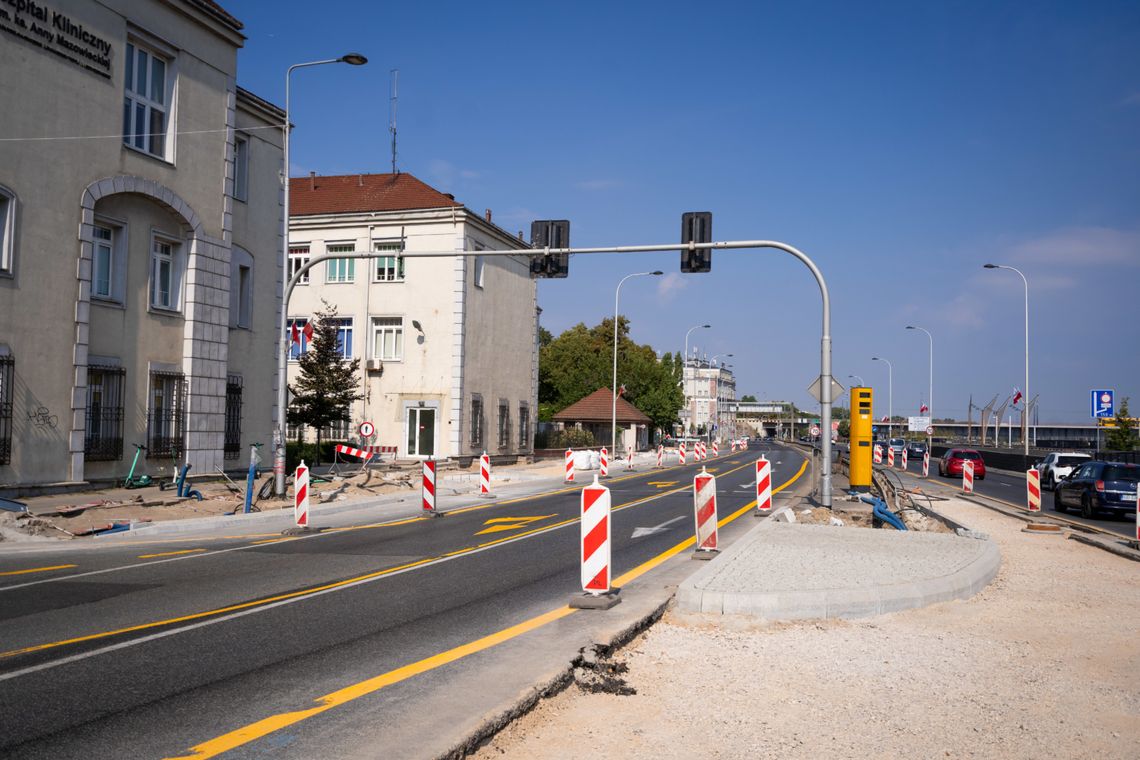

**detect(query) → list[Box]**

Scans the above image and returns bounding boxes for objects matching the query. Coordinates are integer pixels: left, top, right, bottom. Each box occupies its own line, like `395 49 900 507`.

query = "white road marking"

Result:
631 515 687 539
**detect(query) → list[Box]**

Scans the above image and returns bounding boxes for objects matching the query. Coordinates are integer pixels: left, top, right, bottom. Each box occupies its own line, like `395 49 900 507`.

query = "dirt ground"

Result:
472 498 1140 759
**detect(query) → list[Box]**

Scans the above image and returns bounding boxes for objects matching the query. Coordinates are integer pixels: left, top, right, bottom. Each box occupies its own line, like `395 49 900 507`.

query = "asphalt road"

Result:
0 442 808 759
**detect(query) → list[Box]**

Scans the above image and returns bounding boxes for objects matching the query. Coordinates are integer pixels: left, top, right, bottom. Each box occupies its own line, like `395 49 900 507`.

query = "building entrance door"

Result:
406 406 436 458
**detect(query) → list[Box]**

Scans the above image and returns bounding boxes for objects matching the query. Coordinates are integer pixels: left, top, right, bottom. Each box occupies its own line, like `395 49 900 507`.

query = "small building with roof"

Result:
551 388 652 454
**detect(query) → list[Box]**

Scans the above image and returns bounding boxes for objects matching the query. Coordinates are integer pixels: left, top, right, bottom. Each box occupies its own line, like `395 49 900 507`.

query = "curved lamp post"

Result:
611 271 662 459
872 356 892 437
984 263 1030 463
681 324 710 436
905 325 933 446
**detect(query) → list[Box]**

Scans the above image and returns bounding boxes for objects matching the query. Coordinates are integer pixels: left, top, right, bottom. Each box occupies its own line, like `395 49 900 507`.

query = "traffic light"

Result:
680 211 712 273
529 220 570 278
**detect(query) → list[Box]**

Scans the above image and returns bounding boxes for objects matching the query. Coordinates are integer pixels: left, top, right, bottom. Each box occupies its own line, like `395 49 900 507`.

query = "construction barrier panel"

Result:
600 446 609 478
962 460 974 493
480 452 493 498
1026 468 1041 512
656 445 664 468
294 460 310 527
693 467 719 553
922 450 930 478
887 447 895 468
679 442 686 466
422 459 437 513
755 457 772 513
873 444 882 465
564 448 575 483
901 448 908 471
580 476 612 594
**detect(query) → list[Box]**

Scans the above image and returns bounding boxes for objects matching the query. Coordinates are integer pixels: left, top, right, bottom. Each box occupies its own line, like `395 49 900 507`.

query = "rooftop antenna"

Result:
389 69 399 174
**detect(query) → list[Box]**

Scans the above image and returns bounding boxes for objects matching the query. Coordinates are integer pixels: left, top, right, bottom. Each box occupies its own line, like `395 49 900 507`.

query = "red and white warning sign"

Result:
755 456 772 513
962 460 975 493
580 476 612 595
693 467 719 553
422 459 437 513
1026 468 1041 512
358 421 375 438
294 460 310 527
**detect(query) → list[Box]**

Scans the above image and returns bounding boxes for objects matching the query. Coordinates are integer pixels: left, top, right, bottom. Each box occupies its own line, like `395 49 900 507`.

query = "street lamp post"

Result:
905 325 933 448
275 53 368 497
611 271 662 459
872 356 892 438
710 354 733 443
682 324 711 436
984 263 1030 466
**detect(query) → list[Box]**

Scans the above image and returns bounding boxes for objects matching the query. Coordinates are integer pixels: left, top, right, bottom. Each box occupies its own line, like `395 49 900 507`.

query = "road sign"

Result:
908 415 931 432
926 425 934 435
807 376 845 403
810 425 821 437
872 425 878 433
1091 389 1114 418
358 421 375 438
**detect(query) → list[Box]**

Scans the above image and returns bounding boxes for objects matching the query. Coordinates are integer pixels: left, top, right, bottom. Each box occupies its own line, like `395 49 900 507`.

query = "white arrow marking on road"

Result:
631 515 686 539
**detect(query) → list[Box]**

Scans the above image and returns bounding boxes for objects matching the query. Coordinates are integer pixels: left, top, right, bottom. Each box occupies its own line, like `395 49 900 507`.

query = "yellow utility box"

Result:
849 386 873 491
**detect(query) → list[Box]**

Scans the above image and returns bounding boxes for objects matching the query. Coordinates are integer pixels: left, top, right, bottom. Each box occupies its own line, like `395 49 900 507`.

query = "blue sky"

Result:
230 0 1140 423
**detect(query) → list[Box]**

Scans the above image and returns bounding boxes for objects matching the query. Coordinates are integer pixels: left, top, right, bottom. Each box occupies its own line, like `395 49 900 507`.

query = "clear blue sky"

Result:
230 0 1140 424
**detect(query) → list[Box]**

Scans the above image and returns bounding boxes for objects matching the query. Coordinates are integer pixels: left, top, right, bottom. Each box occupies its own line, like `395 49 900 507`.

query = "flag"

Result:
1012 388 1023 406
290 321 300 345
303 321 314 342
881 415 889 422
618 384 626 397
919 403 929 414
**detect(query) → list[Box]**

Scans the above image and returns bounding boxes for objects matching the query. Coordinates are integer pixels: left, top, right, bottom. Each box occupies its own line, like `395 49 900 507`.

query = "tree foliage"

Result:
538 317 684 432
287 303 363 463
740 394 757 402
1106 396 1137 451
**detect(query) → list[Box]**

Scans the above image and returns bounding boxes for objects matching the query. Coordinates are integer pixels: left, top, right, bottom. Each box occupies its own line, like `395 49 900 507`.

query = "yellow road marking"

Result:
0 564 77 577
248 537 299 546
475 515 556 535
646 481 678 488
165 455 810 759
138 549 205 559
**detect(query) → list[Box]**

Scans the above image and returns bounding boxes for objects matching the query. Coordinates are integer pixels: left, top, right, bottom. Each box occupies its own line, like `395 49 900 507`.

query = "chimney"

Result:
309 171 316 191
484 209 492 222
444 193 455 201
358 174 364 186
517 230 524 241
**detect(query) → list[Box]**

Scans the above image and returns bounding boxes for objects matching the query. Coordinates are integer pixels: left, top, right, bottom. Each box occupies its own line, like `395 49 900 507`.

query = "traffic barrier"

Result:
873 444 882 464
479 451 493 498
887 447 895 468
693 466 719 555
755 456 772 513
294 460 310 527
679 442 686 466
962 460 974 493
564 448 575 483
579 475 614 597
731 441 737 453
656 445 664 468
1026 468 1041 512
626 449 634 471
711 441 719 457
334 443 398 461
422 459 438 513
922 450 930 478
901 448 908 471
600 446 609 478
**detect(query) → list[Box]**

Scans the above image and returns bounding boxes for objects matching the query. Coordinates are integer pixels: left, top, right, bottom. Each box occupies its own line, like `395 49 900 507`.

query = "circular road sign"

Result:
810 425 821 437
925 425 934 435
359 421 375 438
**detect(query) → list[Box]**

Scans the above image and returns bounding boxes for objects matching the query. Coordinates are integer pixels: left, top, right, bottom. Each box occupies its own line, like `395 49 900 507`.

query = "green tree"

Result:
1105 396 1137 451
287 304 363 464
740 394 757 402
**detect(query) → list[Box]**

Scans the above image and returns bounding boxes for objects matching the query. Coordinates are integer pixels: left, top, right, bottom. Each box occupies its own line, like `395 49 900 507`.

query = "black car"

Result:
1054 461 1139 519
905 440 927 456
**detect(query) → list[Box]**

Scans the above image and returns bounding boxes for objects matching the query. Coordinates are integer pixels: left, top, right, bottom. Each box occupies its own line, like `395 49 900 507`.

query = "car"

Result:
1053 461 1139 519
1034 452 1092 490
906 440 927 456
889 438 906 456
938 448 986 479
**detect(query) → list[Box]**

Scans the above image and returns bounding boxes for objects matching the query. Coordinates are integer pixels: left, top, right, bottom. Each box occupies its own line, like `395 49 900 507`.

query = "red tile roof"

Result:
552 388 652 424
290 173 463 216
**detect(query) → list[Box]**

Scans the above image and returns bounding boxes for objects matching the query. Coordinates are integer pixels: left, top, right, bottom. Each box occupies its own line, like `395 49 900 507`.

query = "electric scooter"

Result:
123 443 154 489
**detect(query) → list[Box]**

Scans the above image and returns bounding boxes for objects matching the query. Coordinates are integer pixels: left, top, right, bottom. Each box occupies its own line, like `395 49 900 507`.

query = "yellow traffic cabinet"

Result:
849 386 873 491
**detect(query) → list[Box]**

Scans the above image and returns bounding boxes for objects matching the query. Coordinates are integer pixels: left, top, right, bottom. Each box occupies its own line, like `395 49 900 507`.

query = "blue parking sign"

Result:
1091 389 1114 418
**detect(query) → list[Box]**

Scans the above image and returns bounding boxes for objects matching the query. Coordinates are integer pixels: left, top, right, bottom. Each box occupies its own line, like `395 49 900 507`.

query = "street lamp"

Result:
848 374 864 386
275 53 369 497
905 325 933 446
681 324 711 436
872 356 892 437
709 355 733 443
984 263 1030 464
611 271 662 460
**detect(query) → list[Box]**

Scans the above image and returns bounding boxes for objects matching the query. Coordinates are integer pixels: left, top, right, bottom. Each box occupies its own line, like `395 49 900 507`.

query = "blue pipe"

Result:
859 494 907 531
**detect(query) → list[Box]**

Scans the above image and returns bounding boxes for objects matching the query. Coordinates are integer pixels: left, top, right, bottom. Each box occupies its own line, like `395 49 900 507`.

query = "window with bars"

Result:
122 40 172 159
147 371 185 458
470 395 484 448
288 245 310 284
0 354 12 465
85 365 126 461
326 244 355 283
224 375 243 459
519 403 530 450
373 241 405 281
497 400 510 450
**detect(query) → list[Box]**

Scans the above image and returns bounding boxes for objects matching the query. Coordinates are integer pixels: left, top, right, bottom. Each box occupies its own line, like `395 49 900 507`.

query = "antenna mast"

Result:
389 69 399 174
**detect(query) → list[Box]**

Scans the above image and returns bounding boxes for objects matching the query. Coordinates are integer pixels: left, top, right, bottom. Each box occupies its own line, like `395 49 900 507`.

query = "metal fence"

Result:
224 375 243 460
84 365 126 461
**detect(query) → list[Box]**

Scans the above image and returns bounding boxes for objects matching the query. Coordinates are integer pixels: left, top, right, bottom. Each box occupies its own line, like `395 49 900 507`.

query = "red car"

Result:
939 448 986 479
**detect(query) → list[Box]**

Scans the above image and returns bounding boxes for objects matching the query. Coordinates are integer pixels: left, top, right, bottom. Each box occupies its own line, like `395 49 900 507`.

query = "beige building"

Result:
0 0 284 489
287 172 538 461
680 358 738 440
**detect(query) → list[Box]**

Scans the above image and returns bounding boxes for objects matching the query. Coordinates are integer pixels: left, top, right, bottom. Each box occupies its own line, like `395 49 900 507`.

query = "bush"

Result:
547 428 597 449
286 440 344 470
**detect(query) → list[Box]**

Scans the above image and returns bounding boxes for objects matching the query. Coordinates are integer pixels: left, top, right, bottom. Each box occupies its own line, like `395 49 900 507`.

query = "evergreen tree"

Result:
1105 397 1137 451
287 303 363 464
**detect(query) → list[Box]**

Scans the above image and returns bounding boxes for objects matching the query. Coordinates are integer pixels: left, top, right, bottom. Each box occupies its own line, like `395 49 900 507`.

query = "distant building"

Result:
286 172 538 460
551 388 652 453
679 359 737 440
0 0 283 490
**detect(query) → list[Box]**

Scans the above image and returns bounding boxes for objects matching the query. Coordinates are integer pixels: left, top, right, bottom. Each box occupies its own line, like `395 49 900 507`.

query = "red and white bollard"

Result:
873 444 882 464
422 459 438 514
569 475 621 609
599 446 609 478
887 447 895 468
679 442 686 466
755 456 773 514
656 444 664 468
294 460 310 527
479 451 494 498
711 441 719 458
626 449 634 471
962 460 975 493
922 450 930 478
731 441 737 454
901 448 908 471
564 448 575 483
1026 468 1041 512
693 466 719 557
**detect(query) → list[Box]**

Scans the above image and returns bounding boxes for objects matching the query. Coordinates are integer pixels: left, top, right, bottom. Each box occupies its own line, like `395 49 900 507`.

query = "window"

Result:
326 243 355 283
288 318 310 360
519 404 530 450
288 245 311 284
329 318 353 358
230 246 254 329
474 255 485 288
123 41 172 159
233 135 249 202
149 235 181 310
373 241 405 282
92 224 114 298
147 371 185 458
0 353 12 465
371 317 403 361
224 375 243 459
0 186 14 274
321 416 350 441
85 365 125 461
497 400 510 450
470 395 484 448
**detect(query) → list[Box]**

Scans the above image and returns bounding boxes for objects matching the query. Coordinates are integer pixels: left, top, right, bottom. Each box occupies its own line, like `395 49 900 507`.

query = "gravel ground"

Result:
473 497 1140 759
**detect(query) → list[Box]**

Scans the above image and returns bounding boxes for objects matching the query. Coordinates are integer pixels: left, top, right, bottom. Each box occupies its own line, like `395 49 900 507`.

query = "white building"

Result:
679 359 737 440
286 172 538 460
0 0 284 490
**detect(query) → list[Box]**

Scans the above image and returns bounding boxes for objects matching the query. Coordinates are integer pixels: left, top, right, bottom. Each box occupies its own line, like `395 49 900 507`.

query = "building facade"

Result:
286 172 538 461
679 359 737 440
0 0 283 489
